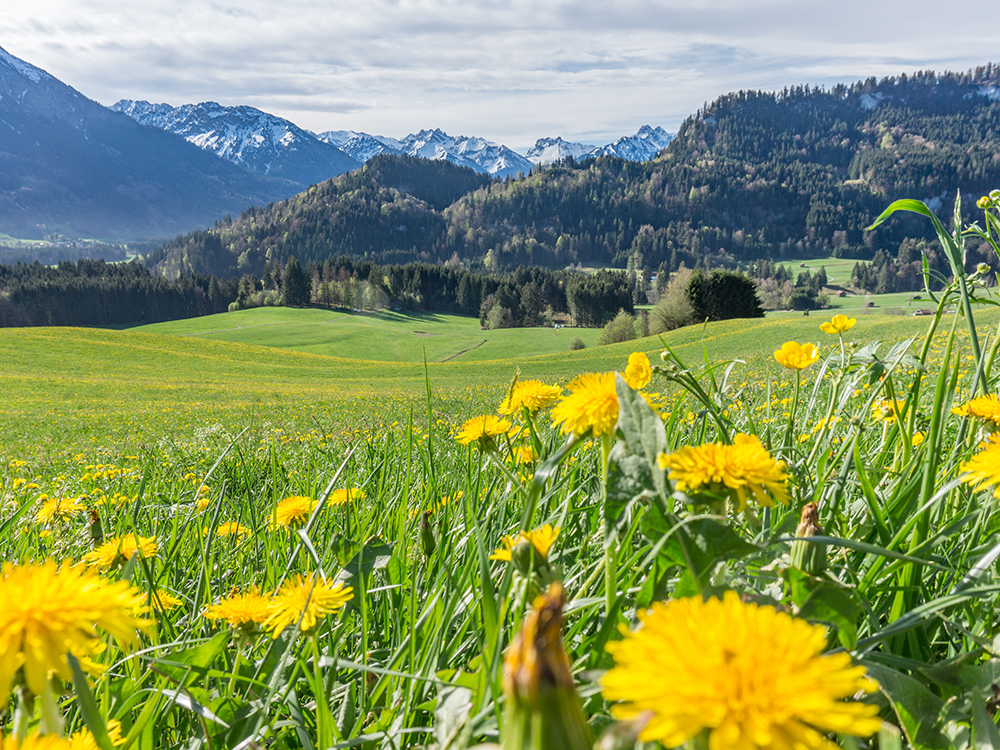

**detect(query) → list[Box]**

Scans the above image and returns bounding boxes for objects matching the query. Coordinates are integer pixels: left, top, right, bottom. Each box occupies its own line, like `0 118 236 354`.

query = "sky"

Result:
3 1 1000 151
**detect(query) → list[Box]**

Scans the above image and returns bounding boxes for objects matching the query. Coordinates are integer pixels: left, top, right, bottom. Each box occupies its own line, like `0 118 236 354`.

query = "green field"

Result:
131 308 602 362
4 299 1000 749
1 308 993 455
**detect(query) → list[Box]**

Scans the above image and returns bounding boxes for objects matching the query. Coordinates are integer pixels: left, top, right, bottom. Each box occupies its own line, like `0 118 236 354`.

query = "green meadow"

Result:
0 308 994 455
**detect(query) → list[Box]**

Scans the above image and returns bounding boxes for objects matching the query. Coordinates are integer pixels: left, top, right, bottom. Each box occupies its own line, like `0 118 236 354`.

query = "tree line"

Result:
0 257 633 329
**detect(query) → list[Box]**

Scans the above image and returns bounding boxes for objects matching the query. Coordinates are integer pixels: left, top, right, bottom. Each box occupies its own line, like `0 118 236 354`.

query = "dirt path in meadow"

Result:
441 339 487 362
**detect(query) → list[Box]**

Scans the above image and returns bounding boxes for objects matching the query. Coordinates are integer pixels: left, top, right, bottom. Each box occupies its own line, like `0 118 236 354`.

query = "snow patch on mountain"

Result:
112 100 358 183
587 125 673 161
0 46 50 83
316 130 403 162
525 137 595 165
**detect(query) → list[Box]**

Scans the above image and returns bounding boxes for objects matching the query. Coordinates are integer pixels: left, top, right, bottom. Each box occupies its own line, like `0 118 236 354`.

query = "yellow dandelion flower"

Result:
912 431 925 447
498 380 564 415
2 733 75 750
35 496 87 524
203 587 272 632
960 433 1000 497
0 560 151 705
550 372 618 437
951 394 1000 425
84 534 158 569
515 445 538 465
657 433 790 509
328 487 364 505
69 719 126 750
623 352 652 390
773 341 819 370
263 575 353 638
871 399 906 423
275 495 315 528
819 314 856 335
206 522 251 538
490 524 560 562
148 589 182 612
602 591 881 750
456 415 513 447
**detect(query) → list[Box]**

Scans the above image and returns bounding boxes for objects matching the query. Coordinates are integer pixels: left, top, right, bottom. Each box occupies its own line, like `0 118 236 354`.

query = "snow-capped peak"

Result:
525 136 594 165
588 125 674 161
112 99 358 184
0 45 51 84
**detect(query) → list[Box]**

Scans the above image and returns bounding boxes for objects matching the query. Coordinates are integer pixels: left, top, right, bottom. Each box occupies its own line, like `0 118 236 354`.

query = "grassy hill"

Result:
3 308 994 454
130 308 602 362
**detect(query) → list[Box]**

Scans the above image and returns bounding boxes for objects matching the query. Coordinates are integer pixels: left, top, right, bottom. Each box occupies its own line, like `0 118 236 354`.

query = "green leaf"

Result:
864 661 957 750
796 582 861 650
334 536 394 585
67 652 116 750
614 374 668 498
605 445 655 534
153 630 230 683
641 507 758 595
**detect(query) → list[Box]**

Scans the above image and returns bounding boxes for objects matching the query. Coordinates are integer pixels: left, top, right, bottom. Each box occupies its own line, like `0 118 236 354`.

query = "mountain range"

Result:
0 46 296 240
111 100 359 184
113 100 674 180
149 66 1000 281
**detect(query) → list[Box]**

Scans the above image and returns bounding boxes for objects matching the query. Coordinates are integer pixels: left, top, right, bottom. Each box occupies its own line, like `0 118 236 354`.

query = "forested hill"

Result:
149 66 1000 279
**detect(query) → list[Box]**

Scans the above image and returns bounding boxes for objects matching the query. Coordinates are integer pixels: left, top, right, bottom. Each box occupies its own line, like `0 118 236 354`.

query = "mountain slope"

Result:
151 66 1000 276
0 46 298 240
112 100 359 185
588 125 674 160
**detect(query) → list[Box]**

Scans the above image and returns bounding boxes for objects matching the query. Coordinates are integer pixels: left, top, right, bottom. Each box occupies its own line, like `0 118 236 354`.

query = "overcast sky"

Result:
3 1 999 151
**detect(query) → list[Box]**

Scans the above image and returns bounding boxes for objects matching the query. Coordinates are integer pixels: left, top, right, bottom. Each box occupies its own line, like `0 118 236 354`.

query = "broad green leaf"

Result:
797 582 861 650
335 536 394 585
864 661 956 750
153 630 230 683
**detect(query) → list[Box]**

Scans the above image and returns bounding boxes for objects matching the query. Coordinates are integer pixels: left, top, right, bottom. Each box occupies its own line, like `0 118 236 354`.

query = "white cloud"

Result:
2 0 999 149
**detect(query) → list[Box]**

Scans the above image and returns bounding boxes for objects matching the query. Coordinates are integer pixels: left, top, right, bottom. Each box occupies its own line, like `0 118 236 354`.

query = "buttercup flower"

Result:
623 352 652 390
951 394 1000 425
264 574 353 637
819 314 856 335
456 415 513 447
0 560 151 705
275 495 315 528
490 524 560 562
498 380 563 415
773 341 819 370
658 433 789 509
84 533 158 569
550 372 618 437
328 488 364 505
203 587 273 633
601 591 881 750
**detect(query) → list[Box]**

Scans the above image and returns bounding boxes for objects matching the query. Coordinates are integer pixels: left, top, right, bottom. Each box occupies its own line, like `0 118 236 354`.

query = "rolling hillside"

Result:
2 310 991 451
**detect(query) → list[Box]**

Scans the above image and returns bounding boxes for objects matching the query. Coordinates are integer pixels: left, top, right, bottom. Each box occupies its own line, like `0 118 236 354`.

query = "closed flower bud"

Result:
502 582 594 750
979 196 992 210
420 510 436 558
790 502 826 575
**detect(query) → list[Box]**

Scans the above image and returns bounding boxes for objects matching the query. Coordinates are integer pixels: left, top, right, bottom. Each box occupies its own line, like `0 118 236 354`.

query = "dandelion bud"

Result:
790 502 826 575
979 196 992 210
501 582 594 750
510 538 545 577
420 510 436 558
